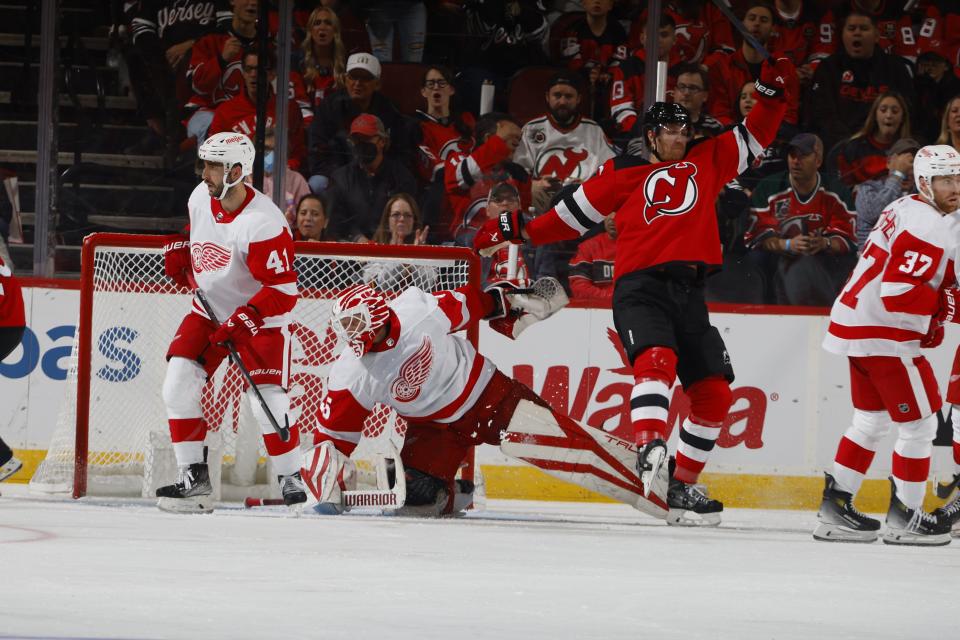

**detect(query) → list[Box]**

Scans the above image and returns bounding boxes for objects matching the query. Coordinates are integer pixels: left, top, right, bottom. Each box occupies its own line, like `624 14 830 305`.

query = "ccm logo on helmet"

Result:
642 162 699 224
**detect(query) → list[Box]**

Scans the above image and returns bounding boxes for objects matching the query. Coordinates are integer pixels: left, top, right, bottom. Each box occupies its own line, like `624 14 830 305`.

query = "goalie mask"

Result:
331 284 392 358
198 132 256 200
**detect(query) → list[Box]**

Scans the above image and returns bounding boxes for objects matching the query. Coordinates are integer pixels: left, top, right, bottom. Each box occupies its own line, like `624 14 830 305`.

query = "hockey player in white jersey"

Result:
157 132 305 513
301 279 672 519
815 144 960 545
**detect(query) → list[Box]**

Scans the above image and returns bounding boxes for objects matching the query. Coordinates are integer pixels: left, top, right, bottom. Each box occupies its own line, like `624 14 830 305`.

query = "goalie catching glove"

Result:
162 234 191 289
209 304 263 348
484 277 569 339
473 208 525 257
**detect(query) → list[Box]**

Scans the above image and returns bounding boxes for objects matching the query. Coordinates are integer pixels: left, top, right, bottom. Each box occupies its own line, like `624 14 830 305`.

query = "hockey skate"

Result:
0 453 23 482
666 458 722 526
278 471 307 514
934 471 960 500
156 461 214 514
812 473 880 543
636 438 667 498
882 478 951 546
932 490 960 538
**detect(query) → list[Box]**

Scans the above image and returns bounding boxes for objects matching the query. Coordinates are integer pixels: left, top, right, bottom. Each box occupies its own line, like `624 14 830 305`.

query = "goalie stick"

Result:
190 282 291 442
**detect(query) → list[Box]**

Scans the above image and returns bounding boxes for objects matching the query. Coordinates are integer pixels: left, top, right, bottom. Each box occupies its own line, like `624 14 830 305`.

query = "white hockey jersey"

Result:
824 194 960 357
513 114 615 182
187 182 298 327
316 286 497 450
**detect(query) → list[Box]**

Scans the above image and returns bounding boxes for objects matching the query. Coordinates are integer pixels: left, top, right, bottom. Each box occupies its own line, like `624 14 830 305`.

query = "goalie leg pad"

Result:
302 441 357 515
500 400 669 519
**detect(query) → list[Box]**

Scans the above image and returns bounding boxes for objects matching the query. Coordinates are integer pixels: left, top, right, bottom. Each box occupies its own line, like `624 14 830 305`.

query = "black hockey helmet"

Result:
642 102 692 137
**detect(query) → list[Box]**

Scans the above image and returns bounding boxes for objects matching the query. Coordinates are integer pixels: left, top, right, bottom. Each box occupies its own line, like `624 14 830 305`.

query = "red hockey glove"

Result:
473 209 525 257
210 305 263 348
921 318 944 349
162 234 191 289
755 56 792 100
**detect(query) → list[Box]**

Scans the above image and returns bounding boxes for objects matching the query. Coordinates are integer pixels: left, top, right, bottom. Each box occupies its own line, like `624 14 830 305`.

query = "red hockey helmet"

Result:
331 283 391 357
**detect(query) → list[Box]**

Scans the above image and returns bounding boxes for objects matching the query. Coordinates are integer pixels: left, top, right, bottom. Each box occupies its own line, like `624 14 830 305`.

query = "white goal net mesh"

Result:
30 236 477 499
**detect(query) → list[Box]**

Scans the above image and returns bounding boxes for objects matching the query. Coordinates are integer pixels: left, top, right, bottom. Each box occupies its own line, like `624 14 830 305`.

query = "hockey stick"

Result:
191 285 291 442
709 0 772 61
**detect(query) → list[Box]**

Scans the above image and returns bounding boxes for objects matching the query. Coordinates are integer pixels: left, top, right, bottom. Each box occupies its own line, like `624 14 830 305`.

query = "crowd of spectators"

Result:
111 0 960 306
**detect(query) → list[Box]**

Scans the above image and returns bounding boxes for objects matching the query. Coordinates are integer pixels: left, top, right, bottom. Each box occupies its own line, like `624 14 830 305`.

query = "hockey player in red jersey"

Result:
0 253 25 482
814 145 960 546
475 56 794 526
157 132 305 513
302 281 672 519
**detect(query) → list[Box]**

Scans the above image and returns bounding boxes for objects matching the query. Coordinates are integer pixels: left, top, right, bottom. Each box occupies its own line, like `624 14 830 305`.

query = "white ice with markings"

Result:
1 484 957 640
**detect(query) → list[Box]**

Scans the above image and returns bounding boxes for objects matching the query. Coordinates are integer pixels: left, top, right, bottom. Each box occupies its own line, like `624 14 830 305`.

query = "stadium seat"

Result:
380 62 430 115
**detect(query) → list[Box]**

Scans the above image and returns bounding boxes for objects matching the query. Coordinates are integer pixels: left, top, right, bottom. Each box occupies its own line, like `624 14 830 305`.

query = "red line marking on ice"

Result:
0 524 58 544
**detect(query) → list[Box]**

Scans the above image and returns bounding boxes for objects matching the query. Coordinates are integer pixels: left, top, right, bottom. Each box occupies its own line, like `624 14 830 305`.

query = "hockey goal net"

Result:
30 233 481 500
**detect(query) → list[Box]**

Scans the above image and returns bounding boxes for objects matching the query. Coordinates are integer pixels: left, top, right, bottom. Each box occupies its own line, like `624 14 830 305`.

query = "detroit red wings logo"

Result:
642 162 699 224
191 242 231 273
390 336 433 403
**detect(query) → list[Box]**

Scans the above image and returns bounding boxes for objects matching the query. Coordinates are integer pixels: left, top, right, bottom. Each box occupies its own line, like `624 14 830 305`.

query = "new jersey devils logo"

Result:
192 242 231 273
390 336 433 402
642 162 699 224
538 147 590 181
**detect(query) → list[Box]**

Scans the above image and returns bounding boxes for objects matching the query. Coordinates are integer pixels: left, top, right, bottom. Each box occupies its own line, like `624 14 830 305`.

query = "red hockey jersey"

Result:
417 111 475 183
0 254 24 328
207 89 306 170
525 91 787 278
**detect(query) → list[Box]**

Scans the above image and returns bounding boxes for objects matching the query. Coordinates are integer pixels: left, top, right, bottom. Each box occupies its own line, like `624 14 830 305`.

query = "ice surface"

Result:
1 484 957 640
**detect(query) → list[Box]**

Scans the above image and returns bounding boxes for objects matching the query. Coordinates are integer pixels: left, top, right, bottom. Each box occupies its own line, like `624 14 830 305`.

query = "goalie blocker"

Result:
302 280 668 518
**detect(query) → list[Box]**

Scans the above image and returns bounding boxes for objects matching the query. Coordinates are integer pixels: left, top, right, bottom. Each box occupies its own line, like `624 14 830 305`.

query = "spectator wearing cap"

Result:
914 44 960 145
514 73 615 214
744 133 857 306
207 48 307 171
326 113 417 243
804 9 915 154
707 2 801 126
854 137 920 250
937 95 960 152
307 52 416 193
443 112 531 247
826 90 911 192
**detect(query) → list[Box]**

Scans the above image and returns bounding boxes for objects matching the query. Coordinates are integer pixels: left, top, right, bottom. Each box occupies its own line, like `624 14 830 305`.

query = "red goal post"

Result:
29 233 482 500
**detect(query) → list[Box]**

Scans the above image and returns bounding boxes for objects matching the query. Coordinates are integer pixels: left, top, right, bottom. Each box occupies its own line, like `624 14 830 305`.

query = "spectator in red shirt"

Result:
415 65 475 184
184 0 259 144
707 1 800 126
207 48 307 171
568 212 615 300
609 12 679 137
627 0 735 65
767 0 819 82
298 6 346 115
559 0 628 117
827 91 912 191
293 194 335 241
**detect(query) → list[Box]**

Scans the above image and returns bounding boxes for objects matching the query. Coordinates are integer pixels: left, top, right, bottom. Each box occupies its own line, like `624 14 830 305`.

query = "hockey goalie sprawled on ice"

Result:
301 278 679 521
